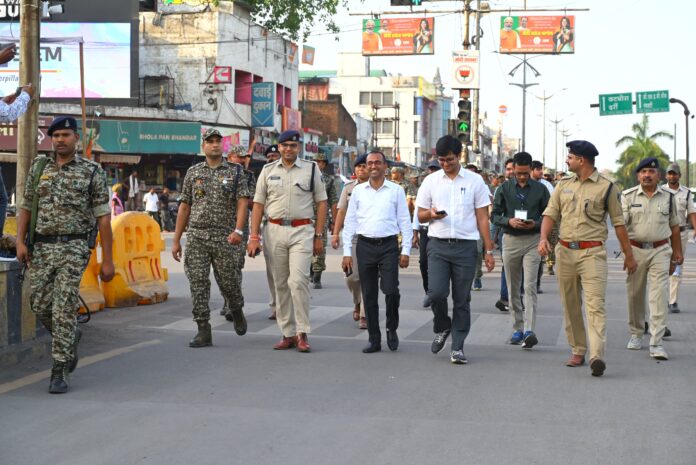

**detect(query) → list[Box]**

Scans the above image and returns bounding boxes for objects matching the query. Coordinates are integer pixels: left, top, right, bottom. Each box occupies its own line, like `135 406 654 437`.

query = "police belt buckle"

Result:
56 235 71 243
568 241 580 250
641 242 654 250
280 219 293 226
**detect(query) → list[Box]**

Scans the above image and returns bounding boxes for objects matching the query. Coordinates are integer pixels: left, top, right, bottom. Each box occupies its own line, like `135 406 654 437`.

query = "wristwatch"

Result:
485 250 494 255
314 233 324 239
233 229 244 236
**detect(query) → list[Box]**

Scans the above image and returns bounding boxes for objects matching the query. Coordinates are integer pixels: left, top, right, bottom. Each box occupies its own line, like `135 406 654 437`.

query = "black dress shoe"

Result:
386 330 399 351
362 341 381 353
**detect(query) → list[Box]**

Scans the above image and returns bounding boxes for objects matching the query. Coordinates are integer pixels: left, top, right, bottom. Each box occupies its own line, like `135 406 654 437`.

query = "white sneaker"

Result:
650 345 668 360
626 335 642 350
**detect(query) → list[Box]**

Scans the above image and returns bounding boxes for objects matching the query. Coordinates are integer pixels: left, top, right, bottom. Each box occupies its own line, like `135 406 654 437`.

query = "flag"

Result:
288 43 298 64
84 127 94 159
302 46 315 65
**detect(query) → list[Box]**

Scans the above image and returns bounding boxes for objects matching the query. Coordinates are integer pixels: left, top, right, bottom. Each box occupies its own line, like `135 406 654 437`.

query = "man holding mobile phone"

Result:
0 83 33 122
416 135 495 365
492 152 550 349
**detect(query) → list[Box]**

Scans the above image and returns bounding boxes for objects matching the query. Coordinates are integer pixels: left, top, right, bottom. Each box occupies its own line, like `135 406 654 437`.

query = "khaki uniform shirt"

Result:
254 158 327 219
543 170 624 242
621 185 679 242
661 184 695 228
180 160 250 236
337 180 359 211
21 153 110 235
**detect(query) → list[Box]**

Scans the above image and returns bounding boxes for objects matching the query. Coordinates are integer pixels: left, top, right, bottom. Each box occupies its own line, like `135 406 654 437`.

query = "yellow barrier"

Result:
79 248 105 314
3 216 17 236
101 212 169 308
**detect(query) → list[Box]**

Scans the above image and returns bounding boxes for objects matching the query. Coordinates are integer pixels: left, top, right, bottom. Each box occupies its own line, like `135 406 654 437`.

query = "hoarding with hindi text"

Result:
362 17 435 56
499 15 575 54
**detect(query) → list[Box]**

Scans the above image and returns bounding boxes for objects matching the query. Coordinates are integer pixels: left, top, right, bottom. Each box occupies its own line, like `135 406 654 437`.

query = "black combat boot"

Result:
313 273 323 289
49 361 69 394
68 326 82 373
230 309 247 336
189 321 212 347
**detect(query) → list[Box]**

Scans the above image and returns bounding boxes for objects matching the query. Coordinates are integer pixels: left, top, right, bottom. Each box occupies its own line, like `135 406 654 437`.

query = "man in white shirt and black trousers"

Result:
342 150 413 353
416 135 495 364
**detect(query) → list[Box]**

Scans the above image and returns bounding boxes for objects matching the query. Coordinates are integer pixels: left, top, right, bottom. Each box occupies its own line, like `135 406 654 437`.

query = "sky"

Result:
298 0 695 175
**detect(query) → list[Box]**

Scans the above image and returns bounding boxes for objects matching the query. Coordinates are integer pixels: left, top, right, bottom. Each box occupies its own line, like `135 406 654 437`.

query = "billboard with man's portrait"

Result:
499 15 575 54
361 17 435 56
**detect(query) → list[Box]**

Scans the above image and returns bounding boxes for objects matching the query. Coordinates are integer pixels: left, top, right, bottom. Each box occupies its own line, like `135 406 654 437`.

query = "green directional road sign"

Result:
636 90 670 114
599 93 633 116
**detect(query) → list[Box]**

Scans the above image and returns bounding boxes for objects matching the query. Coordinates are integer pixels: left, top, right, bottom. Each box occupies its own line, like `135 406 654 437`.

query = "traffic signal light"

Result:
390 0 424 5
457 99 472 144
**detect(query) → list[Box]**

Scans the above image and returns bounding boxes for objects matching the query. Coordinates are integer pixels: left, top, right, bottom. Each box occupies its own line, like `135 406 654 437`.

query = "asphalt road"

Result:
1 231 695 465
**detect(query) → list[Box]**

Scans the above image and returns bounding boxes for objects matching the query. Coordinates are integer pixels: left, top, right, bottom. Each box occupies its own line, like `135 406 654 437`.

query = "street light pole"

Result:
16 0 41 208
507 55 541 153
534 88 567 167
669 98 693 187
550 115 563 171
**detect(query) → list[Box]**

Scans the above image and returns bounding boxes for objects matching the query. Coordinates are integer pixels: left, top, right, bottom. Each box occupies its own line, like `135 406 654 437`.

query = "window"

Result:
375 120 393 134
276 83 284 108
359 92 370 105
371 92 382 105
285 87 292 108
414 121 419 143
234 70 252 105
382 147 393 158
382 92 393 105
382 120 393 134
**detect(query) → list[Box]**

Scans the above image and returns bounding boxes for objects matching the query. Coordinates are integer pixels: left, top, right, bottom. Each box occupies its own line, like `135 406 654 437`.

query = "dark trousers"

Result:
419 227 429 293
428 238 477 351
356 236 400 343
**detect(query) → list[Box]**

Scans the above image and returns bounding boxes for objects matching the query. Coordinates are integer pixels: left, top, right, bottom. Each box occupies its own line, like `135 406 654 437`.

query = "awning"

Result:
0 152 17 163
99 154 141 165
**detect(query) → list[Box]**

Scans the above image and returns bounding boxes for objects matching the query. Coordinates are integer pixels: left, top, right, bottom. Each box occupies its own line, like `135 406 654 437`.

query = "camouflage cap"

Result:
314 152 328 162
202 128 223 141
228 144 248 157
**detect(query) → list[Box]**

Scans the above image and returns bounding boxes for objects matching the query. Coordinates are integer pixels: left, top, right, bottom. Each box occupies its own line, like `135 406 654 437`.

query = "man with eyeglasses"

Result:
342 150 412 354
539 140 636 377
492 152 549 349
416 136 495 364
247 130 328 353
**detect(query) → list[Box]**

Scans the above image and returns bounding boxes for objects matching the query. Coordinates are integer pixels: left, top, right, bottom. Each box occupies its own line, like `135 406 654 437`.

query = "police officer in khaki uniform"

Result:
622 158 682 361
662 163 696 313
263 144 280 320
539 140 637 377
247 130 328 353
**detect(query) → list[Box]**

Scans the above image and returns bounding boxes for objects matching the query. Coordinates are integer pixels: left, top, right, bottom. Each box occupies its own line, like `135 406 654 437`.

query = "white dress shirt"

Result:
415 168 491 240
143 192 159 212
342 179 413 256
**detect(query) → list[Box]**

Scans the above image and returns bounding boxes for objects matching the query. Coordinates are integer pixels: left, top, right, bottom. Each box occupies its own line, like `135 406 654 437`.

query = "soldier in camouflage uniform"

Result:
16 116 114 394
390 166 417 217
172 128 250 347
310 152 338 289
218 144 256 318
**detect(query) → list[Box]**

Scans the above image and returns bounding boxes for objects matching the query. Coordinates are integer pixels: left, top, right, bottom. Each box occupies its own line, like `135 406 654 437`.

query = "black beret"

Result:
635 157 660 173
48 116 77 136
278 130 302 144
427 159 441 170
566 140 599 158
264 144 279 156
354 153 368 167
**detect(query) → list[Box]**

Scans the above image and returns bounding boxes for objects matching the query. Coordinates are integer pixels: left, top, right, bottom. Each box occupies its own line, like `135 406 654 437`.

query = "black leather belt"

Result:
432 237 472 243
35 233 89 244
680 226 687 232
357 234 397 244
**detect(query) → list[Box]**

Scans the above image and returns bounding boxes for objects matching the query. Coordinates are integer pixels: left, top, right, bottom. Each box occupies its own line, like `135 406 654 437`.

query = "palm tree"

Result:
614 114 673 188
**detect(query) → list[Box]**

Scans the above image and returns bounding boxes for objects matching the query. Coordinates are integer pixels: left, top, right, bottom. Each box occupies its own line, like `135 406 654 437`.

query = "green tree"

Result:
614 114 673 188
234 0 355 41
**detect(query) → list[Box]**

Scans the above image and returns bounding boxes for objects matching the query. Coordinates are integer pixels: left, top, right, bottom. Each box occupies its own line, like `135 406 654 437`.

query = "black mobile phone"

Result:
523 219 533 224
344 266 353 277
14 86 22 97
436 210 447 216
